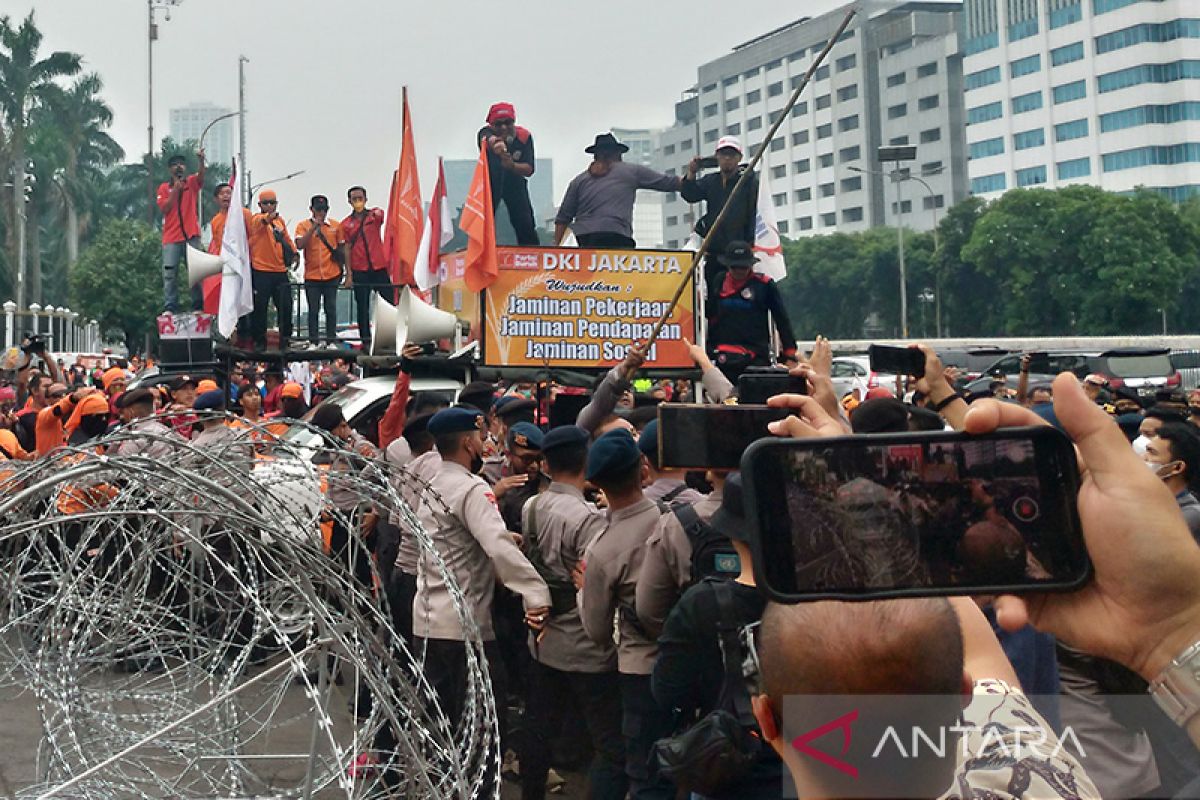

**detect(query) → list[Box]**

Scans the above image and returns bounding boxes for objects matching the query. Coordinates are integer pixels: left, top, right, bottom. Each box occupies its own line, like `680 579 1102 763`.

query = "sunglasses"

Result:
48 391 67 399
261 200 277 206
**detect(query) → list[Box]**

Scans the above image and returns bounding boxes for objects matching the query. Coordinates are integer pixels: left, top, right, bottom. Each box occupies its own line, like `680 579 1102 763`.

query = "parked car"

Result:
937 346 1012 388
965 348 1180 399
830 356 900 399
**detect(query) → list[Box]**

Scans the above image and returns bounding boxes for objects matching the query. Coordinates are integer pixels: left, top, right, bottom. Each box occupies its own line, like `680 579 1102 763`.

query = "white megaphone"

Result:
371 287 459 355
186 245 227 288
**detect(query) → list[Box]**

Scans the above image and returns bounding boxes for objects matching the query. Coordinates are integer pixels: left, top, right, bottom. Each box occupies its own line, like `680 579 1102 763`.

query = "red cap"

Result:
486 102 516 124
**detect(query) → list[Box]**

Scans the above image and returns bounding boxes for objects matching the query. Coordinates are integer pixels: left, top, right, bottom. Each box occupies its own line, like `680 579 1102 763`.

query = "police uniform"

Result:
413 408 550 765
115 415 184 460
578 430 676 800
520 425 626 800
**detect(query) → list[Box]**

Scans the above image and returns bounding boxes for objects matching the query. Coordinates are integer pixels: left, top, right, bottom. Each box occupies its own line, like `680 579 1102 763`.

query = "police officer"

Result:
637 419 706 507
413 406 550 793
498 422 550 532
189 389 255 474
520 425 626 800
115 388 184 459
578 429 676 800
481 397 539 490
706 240 799 382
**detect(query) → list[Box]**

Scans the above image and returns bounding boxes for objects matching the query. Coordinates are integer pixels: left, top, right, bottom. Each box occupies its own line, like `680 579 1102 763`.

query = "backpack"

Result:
673 503 741 584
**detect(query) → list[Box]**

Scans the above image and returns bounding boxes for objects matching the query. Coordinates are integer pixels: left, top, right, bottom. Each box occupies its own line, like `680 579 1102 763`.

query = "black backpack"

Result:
672 503 741 584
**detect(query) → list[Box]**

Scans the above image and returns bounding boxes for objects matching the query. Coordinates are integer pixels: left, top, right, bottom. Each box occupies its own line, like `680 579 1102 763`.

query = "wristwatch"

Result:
1150 639 1200 726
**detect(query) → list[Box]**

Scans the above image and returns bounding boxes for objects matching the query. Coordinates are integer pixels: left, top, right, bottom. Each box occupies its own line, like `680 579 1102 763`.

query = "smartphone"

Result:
657 404 791 470
868 344 925 379
740 426 1088 602
737 371 808 405
697 156 719 169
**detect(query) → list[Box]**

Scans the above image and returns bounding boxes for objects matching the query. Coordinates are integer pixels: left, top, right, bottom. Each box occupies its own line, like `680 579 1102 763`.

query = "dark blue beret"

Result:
427 406 483 436
193 389 226 412
542 425 589 452
586 429 642 482
507 421 544 450
637 419 660 459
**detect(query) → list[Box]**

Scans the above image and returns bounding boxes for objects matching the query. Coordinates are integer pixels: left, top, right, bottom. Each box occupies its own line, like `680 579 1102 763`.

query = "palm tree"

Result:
0 11 81 305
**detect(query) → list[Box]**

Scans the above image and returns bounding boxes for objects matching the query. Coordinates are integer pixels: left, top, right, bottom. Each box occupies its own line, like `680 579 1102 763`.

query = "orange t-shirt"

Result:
35 396 75 455
209 207 253 254
294 219 346 282
249 214 294 273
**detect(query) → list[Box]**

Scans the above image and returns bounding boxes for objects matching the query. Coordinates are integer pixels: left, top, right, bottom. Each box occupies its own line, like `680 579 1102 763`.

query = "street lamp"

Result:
249 170 307 196
197 111 241 233
147 0 184 223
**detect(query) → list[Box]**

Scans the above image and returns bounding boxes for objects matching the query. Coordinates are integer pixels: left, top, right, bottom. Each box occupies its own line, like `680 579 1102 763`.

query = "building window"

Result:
770 139 786 152
790 101 809 117
816 94 832 110
1055 118 1090 141
815 65 830 81
799 216 814 230
725 97 740 112
891 199 913 214
918 95 940 111
795 159 811 173
791 75 807 90
1053 80 1087 104
1016 165 1048 187
969 137 1005 160
768 81 784 97
778 220 789 234
1051 41 1085 66
966 66 1001 91
795 188 812 202
1095 19 1200 56
663 144 675 156
840 145 861 162
837 84 859 102
666 216 678 227
917 61 939 78
723 76 739 87
703 103 718 118
922 160 943 174
771 165 787 179
889 136 910 145
680 139 693 151
836 54 857 72
704 129 719 143
1013 128 1046 150
968 101 1003 125
841 176 863 192
888 103 908 119
971 173 1007 193
1010 54 1041 79
818 153 834 168
727 123 741 135
772 192 787 207
1009 18 1039 42
702 82 718 94
820 182 836 198
744 67 760 80
767 57 784 70
746 89 762 104
817 123 833 139
1098 60 1200 93
965 31 1000 54
748 116 763 131
922 194 945 210
1050 2 1082 28
1100 102 1200 132
1011 91 1043 115
838 115 860 132
920 128 942 143
821 212 837 227
667 239 679 249
792 130 810 146
843 207 864 223
1102 143 1200 172
1093 0 1144 13
1057 157 1092 179
887 71 907 87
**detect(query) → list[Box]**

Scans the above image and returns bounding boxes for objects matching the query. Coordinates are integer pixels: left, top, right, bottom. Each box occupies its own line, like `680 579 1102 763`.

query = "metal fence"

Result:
2 301 102 354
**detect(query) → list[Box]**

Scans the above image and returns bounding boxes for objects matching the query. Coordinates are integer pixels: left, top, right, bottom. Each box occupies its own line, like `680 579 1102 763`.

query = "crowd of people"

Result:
9 317 1200 798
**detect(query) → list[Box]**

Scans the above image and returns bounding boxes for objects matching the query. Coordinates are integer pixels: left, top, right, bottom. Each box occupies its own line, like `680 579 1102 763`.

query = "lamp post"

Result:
248 170 307 197
147 0 184 223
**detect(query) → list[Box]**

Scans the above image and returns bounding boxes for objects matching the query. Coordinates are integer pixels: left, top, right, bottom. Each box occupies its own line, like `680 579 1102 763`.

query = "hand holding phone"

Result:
737 369 807 405
869 344 926 379
657 404 790 470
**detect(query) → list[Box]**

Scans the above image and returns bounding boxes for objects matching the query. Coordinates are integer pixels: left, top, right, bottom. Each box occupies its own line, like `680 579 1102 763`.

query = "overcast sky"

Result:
25 0 907 225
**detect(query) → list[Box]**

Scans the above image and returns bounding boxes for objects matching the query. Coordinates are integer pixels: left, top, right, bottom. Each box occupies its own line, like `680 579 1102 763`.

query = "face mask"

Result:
1132 435 1151 456
351 200 366 212
1146 459 1183 480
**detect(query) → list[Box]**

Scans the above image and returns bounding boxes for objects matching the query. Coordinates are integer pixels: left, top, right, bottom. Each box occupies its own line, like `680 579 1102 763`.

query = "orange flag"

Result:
391 87 423 287
461 139 497 292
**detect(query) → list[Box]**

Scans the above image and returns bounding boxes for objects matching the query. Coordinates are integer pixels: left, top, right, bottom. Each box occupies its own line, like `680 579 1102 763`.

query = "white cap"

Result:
715 136 743 155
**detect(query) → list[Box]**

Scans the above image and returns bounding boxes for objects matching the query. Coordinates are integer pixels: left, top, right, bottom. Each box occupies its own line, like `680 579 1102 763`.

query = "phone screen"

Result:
869 344 926 378
742 427 1088 601
658 404 791 470
737 373 808 405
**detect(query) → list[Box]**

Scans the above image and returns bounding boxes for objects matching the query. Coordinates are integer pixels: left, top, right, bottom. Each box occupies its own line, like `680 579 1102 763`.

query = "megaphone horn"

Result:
370 287 459 356
186 245 226 288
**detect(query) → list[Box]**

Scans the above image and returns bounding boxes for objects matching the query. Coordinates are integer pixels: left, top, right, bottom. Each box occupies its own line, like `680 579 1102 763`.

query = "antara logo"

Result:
790 710 859 778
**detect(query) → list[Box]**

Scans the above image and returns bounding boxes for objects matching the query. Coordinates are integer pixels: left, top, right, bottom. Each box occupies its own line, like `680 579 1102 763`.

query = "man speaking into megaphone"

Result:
476 102 539 246
156 149 206 313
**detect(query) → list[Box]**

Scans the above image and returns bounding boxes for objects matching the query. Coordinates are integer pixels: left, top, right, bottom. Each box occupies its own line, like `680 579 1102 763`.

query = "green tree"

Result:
70 219 161 349
0 11 81 304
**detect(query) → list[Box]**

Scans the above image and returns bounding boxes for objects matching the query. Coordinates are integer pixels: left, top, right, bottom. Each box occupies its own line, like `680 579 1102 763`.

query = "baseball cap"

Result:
281 382 304 399
723 240 757 268
169 375 196 392
259 189 278 202
487 102 516 124
196 379 219 394
715 135 743 155
310 194 329 209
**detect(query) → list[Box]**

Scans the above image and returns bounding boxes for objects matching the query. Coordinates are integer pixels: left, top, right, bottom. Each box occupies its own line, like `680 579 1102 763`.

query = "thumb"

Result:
1050 373 1138 491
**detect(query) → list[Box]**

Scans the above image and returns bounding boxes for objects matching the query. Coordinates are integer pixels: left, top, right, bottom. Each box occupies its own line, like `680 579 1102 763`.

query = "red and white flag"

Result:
753 166 788 282
415 158 453 291
218 159 253 338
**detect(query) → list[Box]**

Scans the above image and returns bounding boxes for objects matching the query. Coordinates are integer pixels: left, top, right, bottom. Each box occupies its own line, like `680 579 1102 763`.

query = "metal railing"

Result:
2 301 103 353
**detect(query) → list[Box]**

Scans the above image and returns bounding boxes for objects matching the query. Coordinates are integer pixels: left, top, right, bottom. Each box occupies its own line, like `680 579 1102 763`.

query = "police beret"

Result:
193 389 226 412
116 387 156 409
542 425 589 452
507 421 544 451
637 419 660 461
427 406 483 436
586 429 642 482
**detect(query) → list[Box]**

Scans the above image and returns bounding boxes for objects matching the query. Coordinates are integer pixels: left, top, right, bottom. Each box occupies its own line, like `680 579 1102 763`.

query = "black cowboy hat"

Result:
585 132 630 154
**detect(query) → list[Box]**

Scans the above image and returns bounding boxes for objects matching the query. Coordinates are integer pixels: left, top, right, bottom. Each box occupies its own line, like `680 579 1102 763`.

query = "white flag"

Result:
753 166 788 282
218 173 254 338
415 157 454 291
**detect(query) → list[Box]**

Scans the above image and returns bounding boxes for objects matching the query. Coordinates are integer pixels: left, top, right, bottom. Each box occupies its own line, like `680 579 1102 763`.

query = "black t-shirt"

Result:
476 125 535 195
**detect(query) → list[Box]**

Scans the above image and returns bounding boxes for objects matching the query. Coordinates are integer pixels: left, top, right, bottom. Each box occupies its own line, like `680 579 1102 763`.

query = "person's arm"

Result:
764 281 799 364
635 164 685 193
553 179 579 244
293 221 314 250
652 593 705 712
42 353 61 384
463 484 551 610
679 164 706 203
684 337 733 403
950 597 1021 686
578 543 618 647
915 344 967 431
502 132 534 178
378 345 421 449
196 148 206 185
576 344 646 434
156 182 173 216
636 519 686 638
1017 353 1032 405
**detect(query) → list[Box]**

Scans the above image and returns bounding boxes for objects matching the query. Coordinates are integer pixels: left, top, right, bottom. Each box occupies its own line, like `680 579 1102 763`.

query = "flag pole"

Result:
643 7 856 351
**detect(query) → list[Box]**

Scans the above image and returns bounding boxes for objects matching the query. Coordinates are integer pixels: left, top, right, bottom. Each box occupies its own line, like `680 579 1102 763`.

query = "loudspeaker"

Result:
186 246 226 288
371 288 459 355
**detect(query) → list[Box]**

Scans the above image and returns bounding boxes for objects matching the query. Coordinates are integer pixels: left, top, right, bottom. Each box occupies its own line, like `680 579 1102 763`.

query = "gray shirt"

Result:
414 460 550 642
577 366 629 435
1178 490 1200 544
116 417 184 461
644 477 706 508
555 161 680 239
391 449 442 575
636 488 722 638
522 483 616 673
579 496 662 675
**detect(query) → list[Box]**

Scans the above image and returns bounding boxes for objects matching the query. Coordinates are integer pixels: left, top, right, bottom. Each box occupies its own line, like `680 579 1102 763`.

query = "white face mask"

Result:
1133 435 1152 456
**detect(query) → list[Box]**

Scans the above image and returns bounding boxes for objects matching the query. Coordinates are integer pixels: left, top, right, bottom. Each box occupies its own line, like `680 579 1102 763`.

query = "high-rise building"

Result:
963 0 1200 201
443 157 555 245
169 102 235 166
654 2 968 247
611 127 667 248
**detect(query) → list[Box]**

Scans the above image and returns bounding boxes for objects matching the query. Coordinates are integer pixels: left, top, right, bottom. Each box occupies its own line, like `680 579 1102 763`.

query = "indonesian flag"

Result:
217 159 253 338
753 165 788 282
415 157 453 291
460 140 497 292
390 87 423 287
